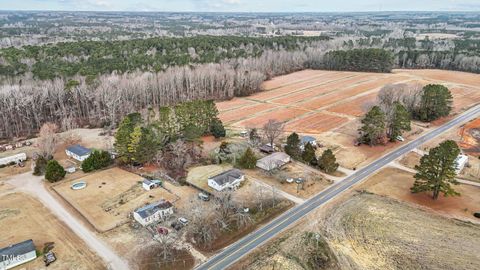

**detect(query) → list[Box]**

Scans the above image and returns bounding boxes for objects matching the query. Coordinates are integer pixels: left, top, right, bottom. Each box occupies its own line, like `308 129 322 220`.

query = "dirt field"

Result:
361 167 480 223
53 167 177 232
0 192 105 270
235 192 480 270
459 118 480 155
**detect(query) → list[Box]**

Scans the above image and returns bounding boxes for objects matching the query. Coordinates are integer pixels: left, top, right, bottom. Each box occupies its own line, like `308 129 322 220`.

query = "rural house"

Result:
208 169 245 192
133 200 173 226
65 145 91 162
0 153 27 166
256 152 291 171
299 136 317 150
0 239 37 270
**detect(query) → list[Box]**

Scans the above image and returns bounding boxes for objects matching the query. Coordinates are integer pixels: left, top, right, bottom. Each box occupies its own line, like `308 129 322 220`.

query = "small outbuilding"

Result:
0 239 37 270
65 145 91 162
0 153 27 166
455 154 469 174
256 152 291 171
207 169 245 192
133 200 173 226
300 136 317 150
142 179 162 191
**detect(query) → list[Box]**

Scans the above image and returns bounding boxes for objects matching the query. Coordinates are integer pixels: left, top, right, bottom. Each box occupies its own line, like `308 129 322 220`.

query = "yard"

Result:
53 167 177 232
0 192 104 270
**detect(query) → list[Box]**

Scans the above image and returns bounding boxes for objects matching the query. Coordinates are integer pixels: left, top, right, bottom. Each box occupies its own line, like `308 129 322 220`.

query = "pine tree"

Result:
318 149 339 174
238 147 258 169
81 150 113 172
416 84 453 122
302 143 316 165
388 102 411 141
285 132 301 159
45 159 66 182
359 106 386 146
411 140 460 200
115 113 142 163
210 118 226 138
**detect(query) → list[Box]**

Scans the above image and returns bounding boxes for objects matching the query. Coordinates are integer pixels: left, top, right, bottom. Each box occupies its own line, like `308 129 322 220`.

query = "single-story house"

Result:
133 200 173 226
299 136 317 151
0 153 27 166
259 144 275 154
65 145 91 162
208 169 245 192
256 152 291 171
142 179 162 191
455 154 469 174
0 239 37 270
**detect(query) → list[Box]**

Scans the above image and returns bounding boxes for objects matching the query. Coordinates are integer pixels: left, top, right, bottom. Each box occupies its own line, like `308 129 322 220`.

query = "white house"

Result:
455 154 469 174
256 152 291 171
65 145 91 162
133 200 173 226
299 136 317 151
0 239 37 270
0 153 27 166
208 169 245 192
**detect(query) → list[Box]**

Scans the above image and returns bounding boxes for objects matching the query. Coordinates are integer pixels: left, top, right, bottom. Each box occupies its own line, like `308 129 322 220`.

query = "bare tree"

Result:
154 233 177 261
36 122 60 159
262 119 285 148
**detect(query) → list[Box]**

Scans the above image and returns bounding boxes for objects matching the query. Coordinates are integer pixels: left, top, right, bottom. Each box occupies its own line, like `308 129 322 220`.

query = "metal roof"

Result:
209 169 244 186
301 136 316 143
134 200 172 219
66 144 91 156
0 239 35 262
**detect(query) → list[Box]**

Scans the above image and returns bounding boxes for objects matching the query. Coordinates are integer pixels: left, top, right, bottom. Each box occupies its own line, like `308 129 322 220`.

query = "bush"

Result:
474 212 480 219
33 156 48 176
81 150 113 172
45 160 66 182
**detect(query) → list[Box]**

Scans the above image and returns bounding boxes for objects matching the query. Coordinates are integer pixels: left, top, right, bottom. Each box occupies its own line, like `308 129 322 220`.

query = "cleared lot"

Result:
0 192 104 270
53 167 177 232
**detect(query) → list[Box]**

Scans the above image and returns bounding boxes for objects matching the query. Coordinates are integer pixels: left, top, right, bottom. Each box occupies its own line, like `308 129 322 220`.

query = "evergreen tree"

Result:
302 143 316 165
238 148 258 169
388 102 411 141
115 113 142 163
210 118 226 138
81 150 113 172
411 140 460 200
45 159 66 182
318 149 339 174
416 84 453 122
128 126 159 164
183 124 203 141
359 106 386 146
285 132 301 159
33 156 48 176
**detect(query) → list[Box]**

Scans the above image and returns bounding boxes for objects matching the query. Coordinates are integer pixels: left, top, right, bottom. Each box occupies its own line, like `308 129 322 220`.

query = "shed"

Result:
455 154 469 174
256 152 291 171
0 239 37 270
65 145 91 162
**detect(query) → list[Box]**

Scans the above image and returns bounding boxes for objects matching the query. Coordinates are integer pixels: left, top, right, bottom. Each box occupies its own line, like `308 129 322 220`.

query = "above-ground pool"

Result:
71 181 87 190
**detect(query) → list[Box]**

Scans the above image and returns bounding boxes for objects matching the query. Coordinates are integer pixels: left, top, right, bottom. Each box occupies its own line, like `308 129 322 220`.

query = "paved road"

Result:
7 172 130 270
196 105 480 270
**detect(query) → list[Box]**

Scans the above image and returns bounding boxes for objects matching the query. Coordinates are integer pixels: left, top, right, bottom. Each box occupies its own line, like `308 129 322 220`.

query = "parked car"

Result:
396 136 405 142
178 217 188 226
198 192 210 201
286 178 294 183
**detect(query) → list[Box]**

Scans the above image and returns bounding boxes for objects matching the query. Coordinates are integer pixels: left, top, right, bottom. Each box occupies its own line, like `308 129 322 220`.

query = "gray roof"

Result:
66 144 91 156
209 169 244 186
301 136 316 143
0 239 35 262
134 200 172 219
143 179 153 185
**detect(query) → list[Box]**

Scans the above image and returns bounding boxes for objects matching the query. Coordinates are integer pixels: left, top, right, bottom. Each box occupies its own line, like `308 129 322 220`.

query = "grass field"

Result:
0 192 104 270
53 167 177 232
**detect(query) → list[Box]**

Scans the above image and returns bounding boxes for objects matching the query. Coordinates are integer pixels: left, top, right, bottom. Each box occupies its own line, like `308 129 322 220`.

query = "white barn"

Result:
133 200 173 226
208 169 245 192
0 153 27 166
0 239 37 270
65 145 91 162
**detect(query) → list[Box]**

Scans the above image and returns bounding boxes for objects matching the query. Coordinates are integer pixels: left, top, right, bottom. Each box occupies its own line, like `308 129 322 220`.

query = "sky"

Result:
0 0 480 12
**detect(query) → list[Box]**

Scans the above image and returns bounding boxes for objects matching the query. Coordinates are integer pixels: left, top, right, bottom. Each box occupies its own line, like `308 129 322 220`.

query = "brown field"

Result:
0 192 104 270
53 167 177 232
459 118 480 155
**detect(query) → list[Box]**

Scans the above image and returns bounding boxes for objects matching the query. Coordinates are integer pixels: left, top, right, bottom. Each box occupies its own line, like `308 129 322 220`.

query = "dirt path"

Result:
250 177 305 204
6 172 130 270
